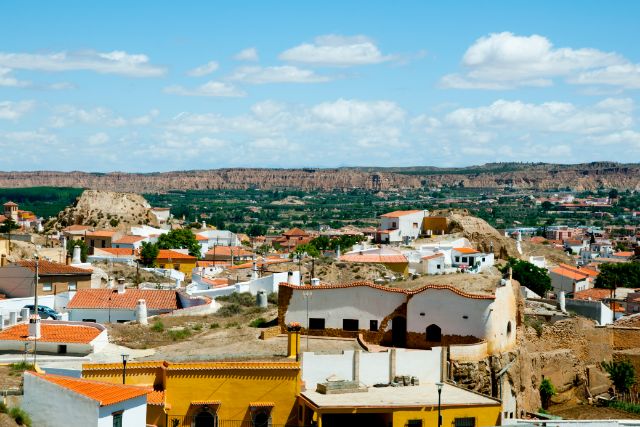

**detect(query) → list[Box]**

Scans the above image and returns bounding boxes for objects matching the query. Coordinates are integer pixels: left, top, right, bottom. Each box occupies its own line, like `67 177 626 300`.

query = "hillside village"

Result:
0 190 638 426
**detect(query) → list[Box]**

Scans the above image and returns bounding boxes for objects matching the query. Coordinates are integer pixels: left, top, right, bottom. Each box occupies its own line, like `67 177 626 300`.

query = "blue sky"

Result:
1 1 639 172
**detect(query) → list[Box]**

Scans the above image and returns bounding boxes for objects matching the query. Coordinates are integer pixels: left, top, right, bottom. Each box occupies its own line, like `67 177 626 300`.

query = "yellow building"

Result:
82 360 301 427
155 249 197 278
299 382 502 427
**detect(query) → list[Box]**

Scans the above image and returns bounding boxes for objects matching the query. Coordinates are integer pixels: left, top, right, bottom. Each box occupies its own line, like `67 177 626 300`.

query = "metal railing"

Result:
167 418 306 427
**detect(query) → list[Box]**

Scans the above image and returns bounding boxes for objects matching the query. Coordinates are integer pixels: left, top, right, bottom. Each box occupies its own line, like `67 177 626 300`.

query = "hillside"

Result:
0 162 637 192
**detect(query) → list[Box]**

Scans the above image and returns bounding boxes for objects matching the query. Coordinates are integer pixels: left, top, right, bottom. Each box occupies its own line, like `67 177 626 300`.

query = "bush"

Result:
9 362 35 373
192 323 203 331
168 328 192 341
210 322 220 329
226 322 239 329
608 400 640 414
9 407 32 426
216 292 255 307
267 292 278 305
151 320 164 332
217 303 242 317
249 318 268 328
0 402 7 413
602 359 636 392
539 378 556 409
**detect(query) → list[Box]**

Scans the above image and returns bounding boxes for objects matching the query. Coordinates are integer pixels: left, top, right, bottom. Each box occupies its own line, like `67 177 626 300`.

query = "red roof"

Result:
62 225 90 232
95 248 135 257
574 288 612 301
113 235 146 244
3 201 17 207
86 230 117 238
156 250 196 261
195 234 209 241
205 246 254 257
13 260 91 276
280 281 495 300
558 263 598 278
27 373 148 407
530 236 547 244
339 254 408 264
453 247 480 254
614 251 634 257
283 227 308 237
0 323 101 343
67 289 179 310
380 210 421 218
551 267 590 281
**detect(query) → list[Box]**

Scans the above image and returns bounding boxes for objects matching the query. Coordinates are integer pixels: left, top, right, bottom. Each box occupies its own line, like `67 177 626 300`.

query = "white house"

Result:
195 230 242 257
549 264 597 296
0 320 108 355
23 372 148 427
112 235 149 250
451 247 495 272
280 278 517 356
376 210 428 244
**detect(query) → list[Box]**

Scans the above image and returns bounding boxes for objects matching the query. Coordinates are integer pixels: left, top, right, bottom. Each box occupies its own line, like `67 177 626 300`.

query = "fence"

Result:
166 418 307 427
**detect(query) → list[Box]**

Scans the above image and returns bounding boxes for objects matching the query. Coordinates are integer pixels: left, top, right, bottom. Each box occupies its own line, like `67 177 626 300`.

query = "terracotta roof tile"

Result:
156 250 197 260
380 210 421 218
113 235 146 244
551 267 590 281
280 281 495 300
614 251 634 257
86 230 117 238
453 247 480 254
195 234 209 241
191 400 222 405
283 227 308 237
250 402 276 407
67 289 179 310
0 323 101 343
28 373 148 406
83 361 299 371
147 389 165 405
558 263 598 278
3 201 18 207
421 253 445 260
62 225 90 232
13 260 91 275
205 246 254 257
95 248 135 257
574 288 612 301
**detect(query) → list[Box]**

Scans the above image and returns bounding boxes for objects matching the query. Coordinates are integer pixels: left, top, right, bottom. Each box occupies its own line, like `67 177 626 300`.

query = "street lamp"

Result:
121 354 129 384
436 382 444 427
302 290 312 351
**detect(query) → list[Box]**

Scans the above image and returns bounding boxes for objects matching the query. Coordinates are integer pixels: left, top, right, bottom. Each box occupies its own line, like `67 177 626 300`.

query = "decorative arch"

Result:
426 324 442 342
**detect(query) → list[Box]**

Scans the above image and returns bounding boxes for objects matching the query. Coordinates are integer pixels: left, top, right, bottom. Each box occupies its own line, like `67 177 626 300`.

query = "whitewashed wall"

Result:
0 295 55 317
285 286 406 330
97 395 147 427
484 280 518 354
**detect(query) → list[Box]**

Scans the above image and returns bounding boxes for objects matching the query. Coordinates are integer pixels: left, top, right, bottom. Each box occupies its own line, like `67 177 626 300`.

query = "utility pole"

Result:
33 255 39 366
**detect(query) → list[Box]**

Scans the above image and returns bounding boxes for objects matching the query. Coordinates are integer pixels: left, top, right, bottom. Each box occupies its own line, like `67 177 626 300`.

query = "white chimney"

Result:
0 314 4 330
28 317 41 339
71 245 82 264
117 278 126 294
135 299 148 325
311 278 320 286
8 311 17 326
559 291 566 313
202 220 206 229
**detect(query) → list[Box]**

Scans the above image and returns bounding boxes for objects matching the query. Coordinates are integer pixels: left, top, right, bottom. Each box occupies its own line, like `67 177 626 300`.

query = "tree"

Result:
247 224 267 237
541 201 553 211
66 239 88 263
157 229 200 258
595 262 640 289
291 243 320 259
255 244 272 256
602 360 636 392
140 241 159 267
0 217 19 233
500 258 552 297
539 378 556 409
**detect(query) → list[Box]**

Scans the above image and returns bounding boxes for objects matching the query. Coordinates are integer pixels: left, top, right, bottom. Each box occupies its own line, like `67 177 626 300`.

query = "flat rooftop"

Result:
301 383 499 409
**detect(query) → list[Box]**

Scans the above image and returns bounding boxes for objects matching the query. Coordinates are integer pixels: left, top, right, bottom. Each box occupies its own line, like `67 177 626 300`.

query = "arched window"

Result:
194 410 217 427
426 324 441 342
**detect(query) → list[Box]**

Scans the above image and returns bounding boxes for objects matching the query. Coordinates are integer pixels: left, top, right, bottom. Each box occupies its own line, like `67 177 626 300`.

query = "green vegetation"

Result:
0 217 19 233
210 322 220 329
192 323 203 331
539 378 556 409
217 303 242 317
216 292 255 307
140 241 159 267
157 229 201 258
249 317 268 328
608 400 640 414
0 402 7 413
500 258 551 297
602 359 636 392
151 320 165 332
9 407 32 426
168 328 192 341
66 238 88 262
595 262 640 289
0 187 82 219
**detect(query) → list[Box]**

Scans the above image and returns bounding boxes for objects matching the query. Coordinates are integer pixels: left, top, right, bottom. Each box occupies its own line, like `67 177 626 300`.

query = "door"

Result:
391 316 406 347
194 411 217 427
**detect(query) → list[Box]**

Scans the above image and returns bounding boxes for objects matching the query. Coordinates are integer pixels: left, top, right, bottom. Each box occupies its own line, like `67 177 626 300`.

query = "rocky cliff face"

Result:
0 163 638 192
53 190 155 229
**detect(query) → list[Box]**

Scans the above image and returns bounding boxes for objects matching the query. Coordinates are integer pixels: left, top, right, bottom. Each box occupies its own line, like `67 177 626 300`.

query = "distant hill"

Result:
0 162 638 192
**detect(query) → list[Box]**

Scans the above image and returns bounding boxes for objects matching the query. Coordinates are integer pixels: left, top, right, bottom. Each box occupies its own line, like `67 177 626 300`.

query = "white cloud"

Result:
0 50 166 77
234 48 259 62
187 61 219 77
279 34 393 66
311 99 405 126
570 63 640 89
441 32 625 89
0 68 30 87
0 100 35 120
48 82 75 90
164 81 246 97
88 132 109 145
228 65 330 84
49 105 159 127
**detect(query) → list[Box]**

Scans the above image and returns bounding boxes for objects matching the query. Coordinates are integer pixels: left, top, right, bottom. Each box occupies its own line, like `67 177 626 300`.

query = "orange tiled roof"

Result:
574 288 612 301
453 247 480 254
62 225 90 232
0 323 101 343
96 248 135 257
558 263 598 278
229 258 291 270
191 400 222 405
250 402 276 407
283 227 308 237
280 281 495 300
205 246 254 257
113 235 146 244
86 230 117 238
13 260 91 275
3 201 18 207
147 389 165 406
28 373 148 406
380 210 421 218
614 251 634 257
339 254 408 264
67 289 179 310
195 234 209 241
530 236 547 244
551 267 590 281
156 249 197 260
421 253 445 260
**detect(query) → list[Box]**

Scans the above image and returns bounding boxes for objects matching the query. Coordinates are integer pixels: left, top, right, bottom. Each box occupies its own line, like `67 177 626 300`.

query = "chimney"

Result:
0 254 5 267
117 278 126 294
8 311 17 326
558 291 566 313
311 278 320 286
135 299 148 325
71 245 82 264
287 271 293 284
28 316 41 339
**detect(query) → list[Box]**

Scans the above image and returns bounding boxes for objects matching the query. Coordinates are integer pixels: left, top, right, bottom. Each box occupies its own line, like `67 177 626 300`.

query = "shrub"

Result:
9 362 35 373
216 292 255 307
602 359 636 392
226 322 239 329
9 407 32 426
210 322 220 329
0 402 7 413
192 323 203 331
168 328 192 341
267 292 278 305
217 303 242 317
539 378 556 409
151 320 165 332
249 318 267 328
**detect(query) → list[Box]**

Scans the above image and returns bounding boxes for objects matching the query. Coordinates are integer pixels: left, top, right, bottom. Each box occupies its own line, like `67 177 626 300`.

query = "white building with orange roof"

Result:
549 263 598 296
23 372 149 427
0 320 108 354
112 234 149 250
377 209 428 244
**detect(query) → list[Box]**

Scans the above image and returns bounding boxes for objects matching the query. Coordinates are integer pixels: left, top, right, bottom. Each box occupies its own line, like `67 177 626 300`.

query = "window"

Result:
58 345 67 354
252 410 271 427
426 324 442 342
308 318 325 330
407 421 423 427
68 282 77 291
392 222 397 228
454 418 475 427
413 222 418 228
343 319 359 331
101 239 106 247
82 318 97 323
436 264 441 269
370 320 378 331
112 412 123 427
42 283 52 292
455 256 460 262
462 257 468 263
482 257 486 262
